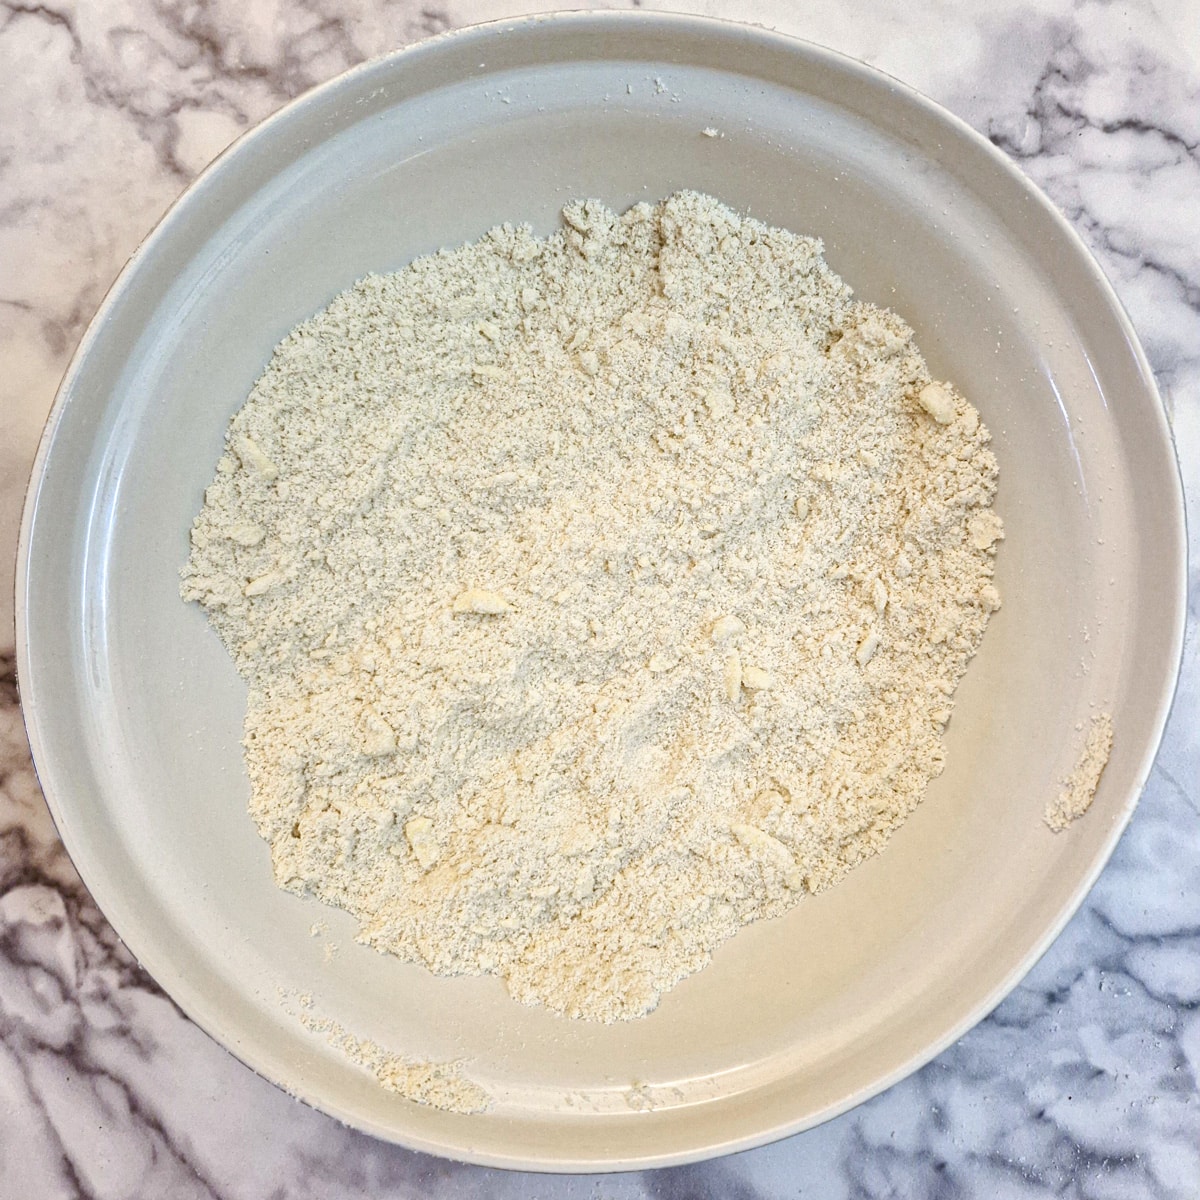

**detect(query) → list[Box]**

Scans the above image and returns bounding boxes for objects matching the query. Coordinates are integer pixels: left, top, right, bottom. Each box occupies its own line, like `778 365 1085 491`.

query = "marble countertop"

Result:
1 0 1197 1195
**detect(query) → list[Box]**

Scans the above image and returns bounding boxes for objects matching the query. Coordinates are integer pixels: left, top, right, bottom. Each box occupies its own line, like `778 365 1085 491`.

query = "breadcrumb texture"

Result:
1045 714 1114 832
301 1015 490 1113
183 193 1002 1022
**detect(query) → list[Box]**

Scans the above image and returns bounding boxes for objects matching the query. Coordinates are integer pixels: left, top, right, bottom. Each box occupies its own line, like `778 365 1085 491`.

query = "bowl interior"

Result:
18 14 1185 1170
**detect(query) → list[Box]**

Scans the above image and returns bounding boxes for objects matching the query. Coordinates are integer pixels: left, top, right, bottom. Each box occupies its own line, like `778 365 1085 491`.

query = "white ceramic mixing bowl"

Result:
16 12 1186 1171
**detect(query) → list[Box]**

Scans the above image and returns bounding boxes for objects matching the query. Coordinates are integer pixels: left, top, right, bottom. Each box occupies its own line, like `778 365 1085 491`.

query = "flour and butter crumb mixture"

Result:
182 192 1003 1022
1045 713 1113 832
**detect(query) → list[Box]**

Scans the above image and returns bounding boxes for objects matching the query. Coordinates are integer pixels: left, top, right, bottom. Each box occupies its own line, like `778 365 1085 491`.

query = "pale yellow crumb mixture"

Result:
183 192 1003 1022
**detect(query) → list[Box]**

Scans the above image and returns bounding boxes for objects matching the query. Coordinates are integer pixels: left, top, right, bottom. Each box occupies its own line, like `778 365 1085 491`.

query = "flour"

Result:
284 993 490 1113
183 192 1002 1022
1045 714 1114 832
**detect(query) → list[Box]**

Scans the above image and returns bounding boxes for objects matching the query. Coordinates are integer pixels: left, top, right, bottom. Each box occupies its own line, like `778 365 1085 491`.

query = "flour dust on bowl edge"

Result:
15 12 1186 1171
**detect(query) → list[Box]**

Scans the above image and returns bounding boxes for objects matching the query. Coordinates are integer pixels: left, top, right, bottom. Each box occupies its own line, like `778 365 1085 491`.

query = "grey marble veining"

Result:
1 1 1198 1196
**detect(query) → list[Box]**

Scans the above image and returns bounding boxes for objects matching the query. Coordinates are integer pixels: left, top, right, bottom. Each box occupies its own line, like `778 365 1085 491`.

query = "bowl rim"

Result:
14 8 1189 1173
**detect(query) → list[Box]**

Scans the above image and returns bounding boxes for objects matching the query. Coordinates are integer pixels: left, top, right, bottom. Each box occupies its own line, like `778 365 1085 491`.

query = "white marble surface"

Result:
2 0 1198 1194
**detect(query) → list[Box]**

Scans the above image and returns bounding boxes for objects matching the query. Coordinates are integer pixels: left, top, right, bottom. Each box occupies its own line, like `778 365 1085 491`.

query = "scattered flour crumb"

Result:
284 992 490 1112
701 127 724 139
303 1014 491 1113
1045 713 1114 832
